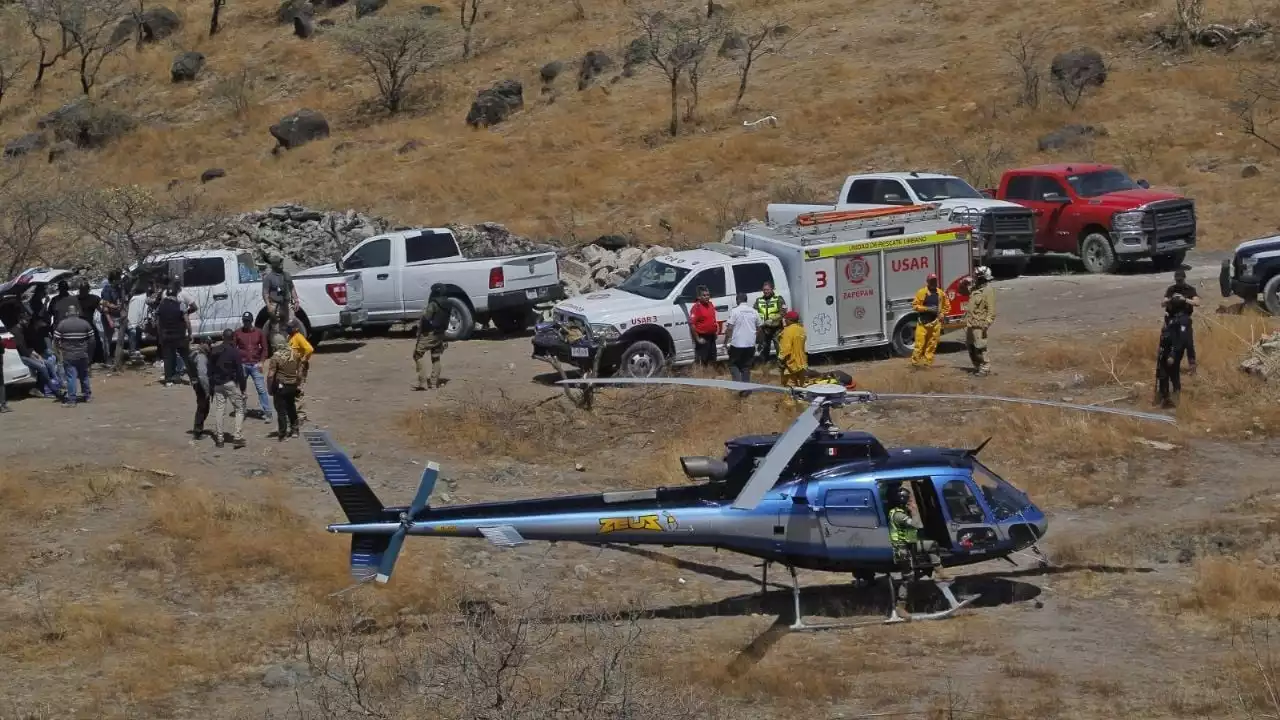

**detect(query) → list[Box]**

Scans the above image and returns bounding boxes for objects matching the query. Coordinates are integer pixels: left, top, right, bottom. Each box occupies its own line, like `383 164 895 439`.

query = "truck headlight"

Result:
1242 256 1259 278
1113 210 1145 231
589 323 620 341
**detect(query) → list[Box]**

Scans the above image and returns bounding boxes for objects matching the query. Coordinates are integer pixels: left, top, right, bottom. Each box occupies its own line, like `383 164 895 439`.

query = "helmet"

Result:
926 273 938 282
974 265 994 282
891 486 911 506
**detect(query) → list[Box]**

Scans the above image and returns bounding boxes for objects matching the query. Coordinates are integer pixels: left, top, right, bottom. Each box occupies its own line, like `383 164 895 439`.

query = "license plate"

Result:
570 347 589 358
526 289 540 300
1000 249 1021 256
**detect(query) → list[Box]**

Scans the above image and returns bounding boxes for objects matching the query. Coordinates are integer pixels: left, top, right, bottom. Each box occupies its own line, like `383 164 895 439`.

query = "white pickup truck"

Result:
312 227 564 340
126 249 365 345
767 172 1036 277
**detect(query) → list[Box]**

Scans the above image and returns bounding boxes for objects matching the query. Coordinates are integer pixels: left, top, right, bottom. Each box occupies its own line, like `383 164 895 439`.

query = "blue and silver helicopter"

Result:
310 377 1174 630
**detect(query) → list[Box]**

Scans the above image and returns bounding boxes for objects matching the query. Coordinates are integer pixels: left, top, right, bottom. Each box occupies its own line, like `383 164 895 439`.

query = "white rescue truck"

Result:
532 205 975 377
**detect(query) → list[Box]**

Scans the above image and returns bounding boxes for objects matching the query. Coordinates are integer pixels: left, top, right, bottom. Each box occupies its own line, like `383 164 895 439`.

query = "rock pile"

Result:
558 242 672 295
209 204 392 270
196 204 668 297
1240 331 1280 380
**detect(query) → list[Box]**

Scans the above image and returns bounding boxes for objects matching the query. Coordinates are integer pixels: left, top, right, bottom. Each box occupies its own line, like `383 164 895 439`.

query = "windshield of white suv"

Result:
1065 169 1139 198
618 259 690 300
906 178 984 201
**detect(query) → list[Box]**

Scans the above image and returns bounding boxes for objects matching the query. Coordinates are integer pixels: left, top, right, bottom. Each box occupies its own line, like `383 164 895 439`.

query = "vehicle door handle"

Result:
213 293 228 300
377 273 389 280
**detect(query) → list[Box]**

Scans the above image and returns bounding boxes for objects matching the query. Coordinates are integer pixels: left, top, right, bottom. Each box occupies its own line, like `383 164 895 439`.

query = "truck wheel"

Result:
443 297 475 341
1151 251 1187 272
890 316 916 358
618 341 667 378
1264 274 1280 315
492 308 532 335
1080 232 1118 274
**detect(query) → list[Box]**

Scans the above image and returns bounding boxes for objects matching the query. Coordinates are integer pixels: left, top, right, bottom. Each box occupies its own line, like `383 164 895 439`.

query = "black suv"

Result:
1221 235 1280 314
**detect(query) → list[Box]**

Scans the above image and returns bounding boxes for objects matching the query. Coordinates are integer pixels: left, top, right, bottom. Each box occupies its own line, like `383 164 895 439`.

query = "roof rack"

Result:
790 204 949 236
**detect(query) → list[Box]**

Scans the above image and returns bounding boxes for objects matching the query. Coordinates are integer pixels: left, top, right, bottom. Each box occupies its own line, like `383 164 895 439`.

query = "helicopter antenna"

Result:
965 437 993 457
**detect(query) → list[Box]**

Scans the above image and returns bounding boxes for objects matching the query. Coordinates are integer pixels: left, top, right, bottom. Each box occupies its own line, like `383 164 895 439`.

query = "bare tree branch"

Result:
1234 67 1280 153
725 15 806 112
22 0 73 89
459 0 482 59
1003 28 1053 109
631 6 723 136
331 15 453 114
0 167 58 279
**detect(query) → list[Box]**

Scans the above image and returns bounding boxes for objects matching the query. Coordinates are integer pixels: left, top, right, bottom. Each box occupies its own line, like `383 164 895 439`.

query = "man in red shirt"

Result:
688 285 720 367
233 312 273 423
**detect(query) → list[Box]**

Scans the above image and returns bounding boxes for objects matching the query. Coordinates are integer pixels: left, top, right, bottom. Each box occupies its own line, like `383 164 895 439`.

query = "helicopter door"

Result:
934 476 1000 553
817 487 891 563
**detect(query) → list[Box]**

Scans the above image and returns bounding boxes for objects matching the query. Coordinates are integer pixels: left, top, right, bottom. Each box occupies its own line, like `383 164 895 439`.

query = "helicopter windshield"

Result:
970 461 1033 521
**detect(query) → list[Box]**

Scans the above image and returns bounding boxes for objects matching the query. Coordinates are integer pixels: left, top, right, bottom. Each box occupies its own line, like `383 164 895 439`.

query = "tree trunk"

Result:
463 28 473 59
210 0 223 35
668 76 679 136
734 56 752 111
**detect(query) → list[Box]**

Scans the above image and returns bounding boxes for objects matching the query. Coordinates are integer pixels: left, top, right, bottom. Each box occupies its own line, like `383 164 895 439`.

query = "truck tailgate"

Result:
344 271 365 311
496 252 559 293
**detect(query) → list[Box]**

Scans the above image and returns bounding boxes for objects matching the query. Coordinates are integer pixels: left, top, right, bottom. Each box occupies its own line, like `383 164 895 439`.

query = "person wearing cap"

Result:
910 273 950 369
233 312 272 423
53 302 95 406
964 266 996 376
1162 268 1199 373
1157 293 1192 408
777 309 808 389
413 284 451 390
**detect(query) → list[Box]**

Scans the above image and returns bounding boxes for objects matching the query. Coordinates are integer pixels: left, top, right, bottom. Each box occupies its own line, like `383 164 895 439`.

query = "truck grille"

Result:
1145 199 1196 248
990 213 1034 235
981 208 1036 253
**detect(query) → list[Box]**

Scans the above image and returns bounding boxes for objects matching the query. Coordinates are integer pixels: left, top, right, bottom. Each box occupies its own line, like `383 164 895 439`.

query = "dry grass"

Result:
1 0 1279 252
1179 557 1280 620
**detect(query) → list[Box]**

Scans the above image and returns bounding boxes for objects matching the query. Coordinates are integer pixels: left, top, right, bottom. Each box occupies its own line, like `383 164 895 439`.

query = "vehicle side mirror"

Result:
1137 178 1150 189
334 253 345 273
1042 193 1069 203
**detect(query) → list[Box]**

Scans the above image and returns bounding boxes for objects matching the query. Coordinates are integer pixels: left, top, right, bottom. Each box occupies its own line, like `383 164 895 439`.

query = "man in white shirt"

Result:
724 292 760 385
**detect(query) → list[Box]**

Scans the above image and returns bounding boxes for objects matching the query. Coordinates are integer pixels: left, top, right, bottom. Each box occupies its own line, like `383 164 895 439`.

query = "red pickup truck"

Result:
985 164 1197 274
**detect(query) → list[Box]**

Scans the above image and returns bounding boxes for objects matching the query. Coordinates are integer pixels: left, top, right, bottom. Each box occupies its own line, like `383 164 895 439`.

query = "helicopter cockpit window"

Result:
971 462 1032 521
940 480 986 524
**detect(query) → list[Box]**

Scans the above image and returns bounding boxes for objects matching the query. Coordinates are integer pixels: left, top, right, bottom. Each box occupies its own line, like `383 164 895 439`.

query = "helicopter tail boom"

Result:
306 431 387 524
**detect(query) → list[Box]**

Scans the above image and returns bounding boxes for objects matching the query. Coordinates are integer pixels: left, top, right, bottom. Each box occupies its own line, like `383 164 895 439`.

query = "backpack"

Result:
156 296 185 334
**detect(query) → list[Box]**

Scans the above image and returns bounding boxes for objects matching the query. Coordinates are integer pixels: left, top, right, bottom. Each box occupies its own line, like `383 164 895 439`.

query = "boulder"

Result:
278 0 314 23
465 80 524 128
446 222 556 258
594 234 628 250
170 52 205 82
355 0 387 17
540 60 564 85
622 37 649 77
3 133 46 159
718 31 747 58
262 662 310 689
418 3 441 15
1037 124 1107 152
200 167 226 183
293 14 315 37
270 109 329 149
47 140 76 163
140 7 182 42
577 50 612 90
1050 47 1107 90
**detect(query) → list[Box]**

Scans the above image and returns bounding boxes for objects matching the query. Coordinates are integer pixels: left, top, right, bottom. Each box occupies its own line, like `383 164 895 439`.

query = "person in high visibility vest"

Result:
753 281 786 361
776 310 807 389
911 273 950 368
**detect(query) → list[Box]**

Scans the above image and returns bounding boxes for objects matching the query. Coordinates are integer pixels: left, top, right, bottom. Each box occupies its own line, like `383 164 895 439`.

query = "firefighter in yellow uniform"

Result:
964 266 995 376
911 273 950 368
777 310 807 390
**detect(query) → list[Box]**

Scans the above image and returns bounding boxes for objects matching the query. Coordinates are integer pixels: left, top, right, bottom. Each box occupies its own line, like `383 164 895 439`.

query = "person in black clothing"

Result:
155 284 191 384
49 281 76 325
75 281 104 364
1156 295 1191 409
1162 269 1199 372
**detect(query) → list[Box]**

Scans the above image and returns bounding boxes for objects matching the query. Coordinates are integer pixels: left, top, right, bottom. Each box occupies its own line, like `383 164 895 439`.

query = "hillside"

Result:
1 0 1279 257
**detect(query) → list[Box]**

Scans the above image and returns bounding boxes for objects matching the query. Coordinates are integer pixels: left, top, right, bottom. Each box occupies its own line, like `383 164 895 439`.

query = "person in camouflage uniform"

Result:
413 284 450 390
964 266 996 376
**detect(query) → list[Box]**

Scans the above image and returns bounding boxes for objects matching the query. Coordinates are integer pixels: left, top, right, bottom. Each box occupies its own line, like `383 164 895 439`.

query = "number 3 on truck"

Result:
815 270 828 288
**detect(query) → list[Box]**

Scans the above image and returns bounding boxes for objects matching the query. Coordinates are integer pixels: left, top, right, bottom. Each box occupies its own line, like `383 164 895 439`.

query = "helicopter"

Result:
310 377 1174 630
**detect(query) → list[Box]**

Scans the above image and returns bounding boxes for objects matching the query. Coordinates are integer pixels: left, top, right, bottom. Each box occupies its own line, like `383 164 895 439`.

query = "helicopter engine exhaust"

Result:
680 456 729 481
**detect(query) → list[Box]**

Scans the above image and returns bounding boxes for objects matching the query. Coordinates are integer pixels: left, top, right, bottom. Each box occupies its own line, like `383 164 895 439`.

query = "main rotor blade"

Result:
731 400 824 510
377 529 407 583
556 376 791 395
871 392 1176 424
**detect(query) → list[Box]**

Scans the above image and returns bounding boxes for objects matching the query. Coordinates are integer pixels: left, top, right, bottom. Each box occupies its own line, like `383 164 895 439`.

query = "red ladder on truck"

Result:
790 203 951 238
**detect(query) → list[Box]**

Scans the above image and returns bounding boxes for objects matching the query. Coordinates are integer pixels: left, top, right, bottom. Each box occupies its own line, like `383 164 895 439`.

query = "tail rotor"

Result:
375 462 439 583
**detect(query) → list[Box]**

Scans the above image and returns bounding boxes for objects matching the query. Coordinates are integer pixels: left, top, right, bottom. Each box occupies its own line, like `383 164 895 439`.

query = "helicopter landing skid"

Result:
785 566 978 631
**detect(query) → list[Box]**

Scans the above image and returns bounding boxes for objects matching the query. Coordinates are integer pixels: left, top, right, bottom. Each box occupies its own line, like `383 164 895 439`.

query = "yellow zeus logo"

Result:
598 514 664 533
